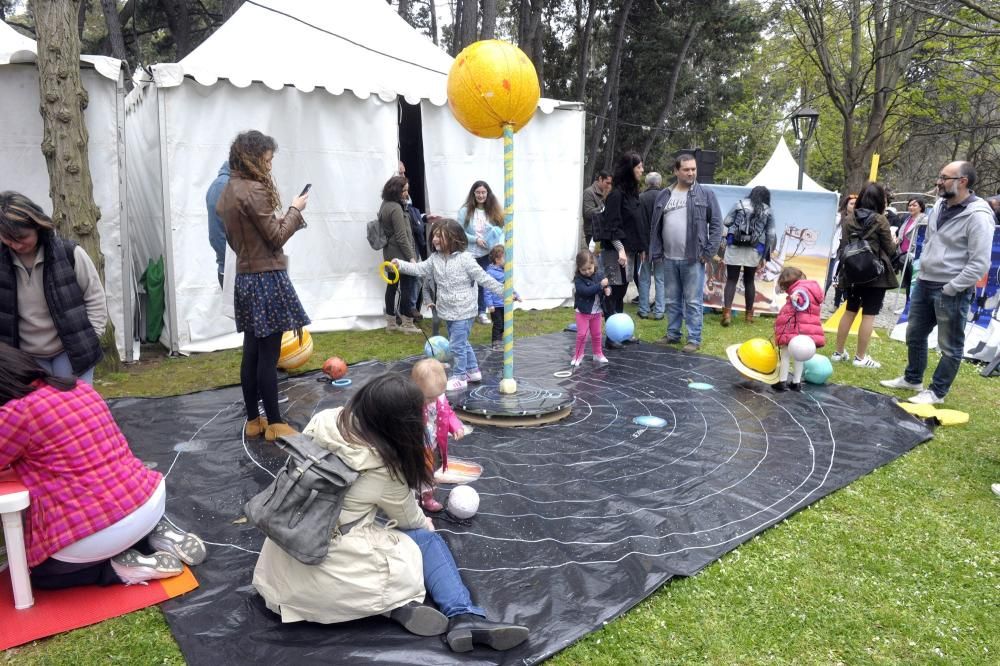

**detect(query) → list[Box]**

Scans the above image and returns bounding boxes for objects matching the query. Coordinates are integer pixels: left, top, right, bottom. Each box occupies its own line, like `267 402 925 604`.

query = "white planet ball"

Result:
447 485 480 519
788 334 817 362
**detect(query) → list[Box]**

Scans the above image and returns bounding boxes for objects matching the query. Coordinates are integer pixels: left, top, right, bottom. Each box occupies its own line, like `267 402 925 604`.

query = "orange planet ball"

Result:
447 40 541 139
323 356 348 380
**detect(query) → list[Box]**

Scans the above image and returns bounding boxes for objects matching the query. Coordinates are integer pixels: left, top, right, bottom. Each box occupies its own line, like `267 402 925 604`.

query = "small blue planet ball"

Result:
803 354 833 385
424 335 451 362
606 313 635 343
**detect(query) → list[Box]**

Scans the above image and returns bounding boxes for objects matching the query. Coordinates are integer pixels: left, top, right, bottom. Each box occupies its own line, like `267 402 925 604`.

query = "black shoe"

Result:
652 313 664 320
637 312 650 319
788 382 802 392
605 338 624 350
630 296 640 304
387 601 449 636
771 381 787 392
445 613 529 652
657 336 682 345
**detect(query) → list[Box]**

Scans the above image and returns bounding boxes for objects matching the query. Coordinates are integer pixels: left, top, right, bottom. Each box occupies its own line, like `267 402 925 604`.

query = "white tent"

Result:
0 21 130 359
746 137 832 193
125 0 584 355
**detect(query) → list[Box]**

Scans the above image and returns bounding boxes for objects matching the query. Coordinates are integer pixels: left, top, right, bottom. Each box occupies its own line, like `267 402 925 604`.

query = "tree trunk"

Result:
455 0 478 53
33 0 119 367
640 15 701 160
429 0 439 45
585 0 633 184
574 0 597 102
481 0 497 39
517 0 545 86
158 0 193 60
399 0 411 17
222 0 244 21
77 0 88 39
99 0 128 61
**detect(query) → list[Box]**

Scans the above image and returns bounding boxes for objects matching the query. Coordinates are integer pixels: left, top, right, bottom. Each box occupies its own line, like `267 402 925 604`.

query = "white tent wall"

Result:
420 103 584 306
0 63 130 360
145 81 401 353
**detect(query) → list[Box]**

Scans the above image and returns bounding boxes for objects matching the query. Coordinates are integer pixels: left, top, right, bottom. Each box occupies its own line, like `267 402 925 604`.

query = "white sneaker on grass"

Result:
908 389 943 405
880 376 923 391
830 351 851 362
852 355 881 369
992 483 1000 499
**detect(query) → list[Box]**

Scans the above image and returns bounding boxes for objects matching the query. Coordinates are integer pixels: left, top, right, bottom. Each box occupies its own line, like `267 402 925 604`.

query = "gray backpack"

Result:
245 433 359 565
366 218 388 250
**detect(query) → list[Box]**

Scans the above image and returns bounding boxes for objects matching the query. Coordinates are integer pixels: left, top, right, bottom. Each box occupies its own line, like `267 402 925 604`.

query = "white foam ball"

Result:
788 334 817 362
447 485 480 519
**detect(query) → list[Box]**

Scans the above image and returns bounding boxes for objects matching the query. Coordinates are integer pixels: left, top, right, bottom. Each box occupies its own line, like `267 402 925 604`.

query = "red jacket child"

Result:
774 277 826 347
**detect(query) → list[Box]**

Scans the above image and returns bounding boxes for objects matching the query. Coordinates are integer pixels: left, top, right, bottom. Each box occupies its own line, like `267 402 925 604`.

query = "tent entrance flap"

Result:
399 99 427 214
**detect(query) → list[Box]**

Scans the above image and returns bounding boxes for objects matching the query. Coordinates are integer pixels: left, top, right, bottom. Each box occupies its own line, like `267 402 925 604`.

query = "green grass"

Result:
4 307 998 664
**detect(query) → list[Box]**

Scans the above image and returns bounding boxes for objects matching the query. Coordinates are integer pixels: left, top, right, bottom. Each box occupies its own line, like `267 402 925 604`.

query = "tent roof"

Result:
746 137 832 193
0 20 121 80
152 0 563 111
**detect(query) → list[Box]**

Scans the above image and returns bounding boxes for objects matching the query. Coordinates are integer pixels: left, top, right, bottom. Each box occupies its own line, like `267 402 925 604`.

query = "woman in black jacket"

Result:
595 151 644 349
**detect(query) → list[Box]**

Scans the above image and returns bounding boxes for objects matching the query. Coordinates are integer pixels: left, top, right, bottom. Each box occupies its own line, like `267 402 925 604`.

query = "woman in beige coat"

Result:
252 374 529 653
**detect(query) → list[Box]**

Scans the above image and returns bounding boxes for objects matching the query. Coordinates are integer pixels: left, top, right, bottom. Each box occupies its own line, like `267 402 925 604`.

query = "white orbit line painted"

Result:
451 391 836 572
163 400 238 479
241 422 278 480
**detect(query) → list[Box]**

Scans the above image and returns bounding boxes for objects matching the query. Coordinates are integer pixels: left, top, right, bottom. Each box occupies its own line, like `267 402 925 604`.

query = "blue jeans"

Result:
406 276 422 315
635 253 663 316
34 352 95 385
401 528 485 618
651 259 666 315
446 317 477 378
662 259 705 345
904 280 974 398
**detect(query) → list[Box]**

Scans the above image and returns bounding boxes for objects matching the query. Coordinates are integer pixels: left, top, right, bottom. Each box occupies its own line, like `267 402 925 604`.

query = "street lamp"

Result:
791 106 820 190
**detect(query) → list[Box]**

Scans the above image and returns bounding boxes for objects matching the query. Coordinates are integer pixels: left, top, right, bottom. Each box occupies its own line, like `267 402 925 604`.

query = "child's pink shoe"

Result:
420 490 443 512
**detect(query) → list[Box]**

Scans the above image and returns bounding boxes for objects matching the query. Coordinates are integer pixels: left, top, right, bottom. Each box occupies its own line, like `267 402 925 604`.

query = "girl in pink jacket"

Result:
773 267 826 391
411 359 465 511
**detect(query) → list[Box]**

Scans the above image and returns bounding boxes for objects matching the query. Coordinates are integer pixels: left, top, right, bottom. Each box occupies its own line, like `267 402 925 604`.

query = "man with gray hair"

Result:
880 160 994 404
636 171 664 319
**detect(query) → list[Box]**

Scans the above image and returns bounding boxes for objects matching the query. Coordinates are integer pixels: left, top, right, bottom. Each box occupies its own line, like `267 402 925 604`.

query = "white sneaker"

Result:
477 313 491 325
880 376 923 391
853 355 881 369
570 357 582 367
830 351 851 362
992 483 1000 499
908 389 943 405
148 518 207 566
446 377 468 391
111 549 183 585
465 369 482 382
594 355 609 364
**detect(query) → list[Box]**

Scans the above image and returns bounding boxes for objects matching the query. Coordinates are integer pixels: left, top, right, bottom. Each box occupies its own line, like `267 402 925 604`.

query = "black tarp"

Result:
111 333 933 664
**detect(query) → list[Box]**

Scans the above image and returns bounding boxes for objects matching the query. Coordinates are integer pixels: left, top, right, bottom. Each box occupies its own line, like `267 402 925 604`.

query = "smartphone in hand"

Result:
299 183 312 196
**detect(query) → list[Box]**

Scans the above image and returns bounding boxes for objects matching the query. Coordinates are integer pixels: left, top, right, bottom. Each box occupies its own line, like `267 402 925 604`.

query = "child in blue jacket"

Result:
484 244 520 350
573 249 611 365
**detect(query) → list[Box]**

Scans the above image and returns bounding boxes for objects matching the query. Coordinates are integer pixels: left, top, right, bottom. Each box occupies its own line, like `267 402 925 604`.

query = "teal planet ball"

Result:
424 335 451 362
803 354 833 385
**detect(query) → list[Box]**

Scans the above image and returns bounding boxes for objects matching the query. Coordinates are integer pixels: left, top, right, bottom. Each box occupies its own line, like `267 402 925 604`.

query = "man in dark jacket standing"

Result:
637 172 663 319
581 170 611 248
649 154 722 352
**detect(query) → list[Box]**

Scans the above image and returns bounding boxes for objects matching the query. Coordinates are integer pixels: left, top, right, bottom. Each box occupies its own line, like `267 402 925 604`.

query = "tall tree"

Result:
584 0 633 183
33 0 117 362
481 0 497 39
573 0 598 102
158 0 193 59
786 0 930 192
453 0 479 54
99 0 128 61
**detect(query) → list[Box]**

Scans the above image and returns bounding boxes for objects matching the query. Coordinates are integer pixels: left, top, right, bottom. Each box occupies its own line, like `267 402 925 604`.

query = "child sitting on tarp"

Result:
410 359 465 511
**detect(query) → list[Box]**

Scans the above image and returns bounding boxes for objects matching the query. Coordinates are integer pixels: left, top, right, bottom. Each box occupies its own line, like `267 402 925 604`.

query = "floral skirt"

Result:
599 247 634 286
234 270 310 338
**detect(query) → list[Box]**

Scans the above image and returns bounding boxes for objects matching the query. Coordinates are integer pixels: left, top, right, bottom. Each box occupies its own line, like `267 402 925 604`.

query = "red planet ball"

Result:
323 356 348 380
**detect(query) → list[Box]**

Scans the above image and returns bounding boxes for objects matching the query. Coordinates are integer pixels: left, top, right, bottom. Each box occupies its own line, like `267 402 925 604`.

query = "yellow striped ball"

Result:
447 40 541 139
277 329 313 370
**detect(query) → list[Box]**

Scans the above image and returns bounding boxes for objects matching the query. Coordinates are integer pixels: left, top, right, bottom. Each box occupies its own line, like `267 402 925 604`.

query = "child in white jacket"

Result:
394 219 503 391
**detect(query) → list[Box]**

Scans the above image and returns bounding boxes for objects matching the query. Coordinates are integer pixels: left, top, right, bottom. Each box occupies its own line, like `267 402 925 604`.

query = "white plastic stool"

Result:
0 471 33 610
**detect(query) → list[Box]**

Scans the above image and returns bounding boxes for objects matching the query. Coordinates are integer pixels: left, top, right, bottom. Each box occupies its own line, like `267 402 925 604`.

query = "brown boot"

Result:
264 422 299 442
398 316 421 334
721 307 732 327
744 306 754 324
385 315 399 332
244 416 268 438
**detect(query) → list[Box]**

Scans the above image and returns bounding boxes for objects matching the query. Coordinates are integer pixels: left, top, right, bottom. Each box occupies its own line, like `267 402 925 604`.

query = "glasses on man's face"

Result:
936 175 962 182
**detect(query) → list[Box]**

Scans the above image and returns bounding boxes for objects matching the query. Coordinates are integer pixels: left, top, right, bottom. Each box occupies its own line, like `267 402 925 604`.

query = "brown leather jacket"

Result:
218 172 305 273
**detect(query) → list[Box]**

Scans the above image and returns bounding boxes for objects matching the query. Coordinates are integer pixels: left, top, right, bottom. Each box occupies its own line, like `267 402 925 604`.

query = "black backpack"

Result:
840 225 884 285
729 202 761 246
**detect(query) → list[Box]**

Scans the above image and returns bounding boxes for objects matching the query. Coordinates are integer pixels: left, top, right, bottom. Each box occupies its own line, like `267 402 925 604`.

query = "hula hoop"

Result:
553 370 573 378
331 378 353 387
379 261 400 285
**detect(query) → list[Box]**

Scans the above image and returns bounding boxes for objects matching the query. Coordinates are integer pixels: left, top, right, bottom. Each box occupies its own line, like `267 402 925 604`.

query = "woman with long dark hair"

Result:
720 185 776 325
458 180 504 325
594 151 644 349
252 373 529 653
0 192 107 383
217 130 310 442
895 197 927 312
0 341 205 589
832 182 899 368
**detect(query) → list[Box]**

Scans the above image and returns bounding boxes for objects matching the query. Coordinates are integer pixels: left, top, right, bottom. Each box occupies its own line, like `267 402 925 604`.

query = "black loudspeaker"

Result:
674 148 719 184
